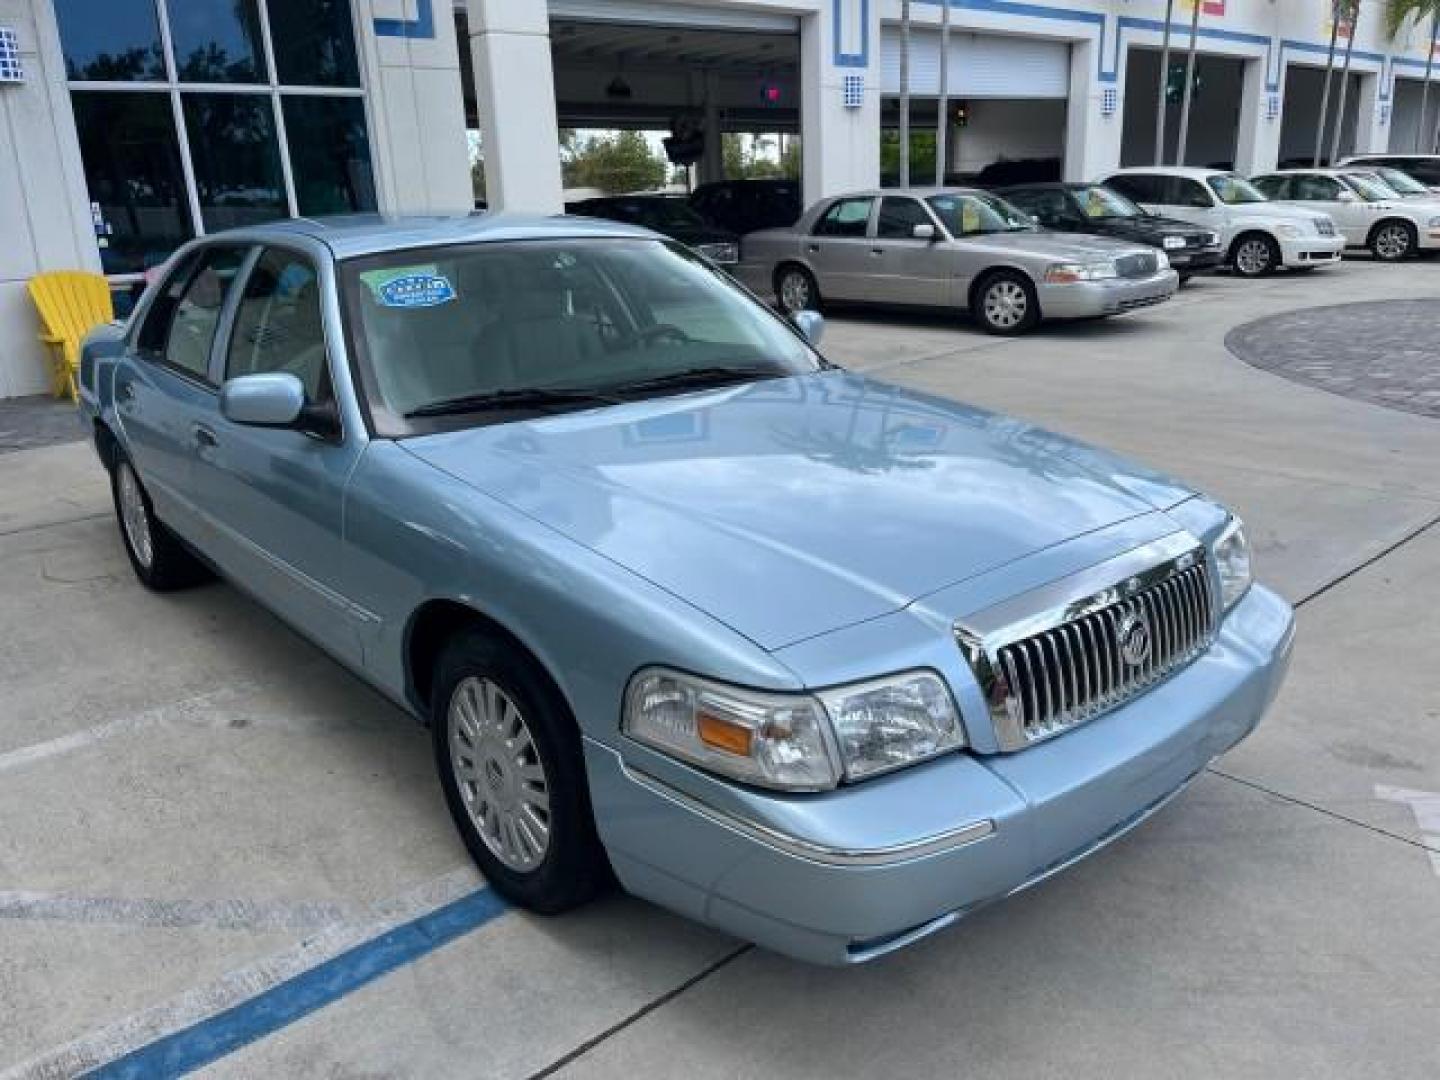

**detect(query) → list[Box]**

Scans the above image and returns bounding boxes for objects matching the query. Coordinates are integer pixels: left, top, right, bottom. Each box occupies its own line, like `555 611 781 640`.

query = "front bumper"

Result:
1168 247 1224 273
1277 234 1345 267
588 583 1294 965
1036 268 1179 319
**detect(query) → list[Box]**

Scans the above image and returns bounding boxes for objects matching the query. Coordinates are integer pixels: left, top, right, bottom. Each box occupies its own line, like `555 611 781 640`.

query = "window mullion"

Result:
153 0 205 238
255 0 299 217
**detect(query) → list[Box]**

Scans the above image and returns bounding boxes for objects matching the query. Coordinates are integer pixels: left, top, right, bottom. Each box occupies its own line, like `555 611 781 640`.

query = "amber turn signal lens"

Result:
696 710 754 757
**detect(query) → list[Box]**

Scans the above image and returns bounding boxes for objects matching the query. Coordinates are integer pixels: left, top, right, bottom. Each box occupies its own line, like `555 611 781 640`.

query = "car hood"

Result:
402 373 1196 650
964 231 1153 260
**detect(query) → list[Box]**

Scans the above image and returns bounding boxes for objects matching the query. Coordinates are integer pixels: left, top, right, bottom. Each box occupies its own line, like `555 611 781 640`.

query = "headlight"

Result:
1044 261 1117 283
1212 516 1253 613
622 668 964 790
1154 249 1171 270
1162 235 1186 250
1206 231 1221 246
815 672 964 781
1275 224 1302 238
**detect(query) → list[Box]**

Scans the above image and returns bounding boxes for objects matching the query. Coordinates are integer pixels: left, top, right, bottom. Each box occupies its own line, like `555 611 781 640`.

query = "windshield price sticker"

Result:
362 266 458 308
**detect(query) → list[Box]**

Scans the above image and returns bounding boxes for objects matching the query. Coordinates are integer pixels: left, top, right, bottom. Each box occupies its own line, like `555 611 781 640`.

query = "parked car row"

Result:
699 158 1440 336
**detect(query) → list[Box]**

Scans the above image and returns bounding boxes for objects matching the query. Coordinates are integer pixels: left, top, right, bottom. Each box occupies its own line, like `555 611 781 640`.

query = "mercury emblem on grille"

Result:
1117 611 1153 667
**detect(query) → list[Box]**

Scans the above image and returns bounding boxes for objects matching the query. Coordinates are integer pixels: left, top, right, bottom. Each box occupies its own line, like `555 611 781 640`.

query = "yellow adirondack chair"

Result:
27 271 114 401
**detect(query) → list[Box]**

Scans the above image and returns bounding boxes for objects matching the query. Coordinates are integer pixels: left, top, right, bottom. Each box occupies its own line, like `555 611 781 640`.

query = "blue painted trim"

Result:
833 0 870 69
84 889 508 1079
375 0 436 40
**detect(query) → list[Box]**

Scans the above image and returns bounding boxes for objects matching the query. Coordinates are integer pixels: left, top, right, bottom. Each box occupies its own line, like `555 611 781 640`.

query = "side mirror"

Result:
792 309 825 346
1336 189 1358 203
911 222 937 241
221 372 305 428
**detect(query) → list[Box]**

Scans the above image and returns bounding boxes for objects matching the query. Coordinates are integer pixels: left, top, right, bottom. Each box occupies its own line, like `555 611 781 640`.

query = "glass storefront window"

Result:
54 0 165 81
71 91 193 275
182 93 287 231
267 0 361 88
282 96 376 216
169 0 266 84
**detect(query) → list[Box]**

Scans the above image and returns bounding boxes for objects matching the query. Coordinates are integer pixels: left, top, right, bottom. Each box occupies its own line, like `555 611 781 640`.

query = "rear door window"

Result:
1107 173 1164 203
813 197 875 237
141 245 248 383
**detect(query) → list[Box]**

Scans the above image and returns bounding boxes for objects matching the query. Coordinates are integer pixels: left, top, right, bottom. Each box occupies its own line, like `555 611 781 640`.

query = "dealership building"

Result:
2 0 1437 396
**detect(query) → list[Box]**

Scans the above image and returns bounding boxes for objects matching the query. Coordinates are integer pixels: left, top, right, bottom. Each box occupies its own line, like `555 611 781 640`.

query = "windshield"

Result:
926 192 1034 236
1342 173 1395 201
1073 185 1143 219
1207 175 1268 205
341 239 822 435
1374 167 1428 195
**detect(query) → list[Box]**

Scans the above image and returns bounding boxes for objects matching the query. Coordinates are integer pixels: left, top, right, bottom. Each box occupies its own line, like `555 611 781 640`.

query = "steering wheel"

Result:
631 323 690 347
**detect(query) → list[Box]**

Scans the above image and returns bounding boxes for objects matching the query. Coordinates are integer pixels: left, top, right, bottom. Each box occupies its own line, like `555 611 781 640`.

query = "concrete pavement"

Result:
2 260 1438 1078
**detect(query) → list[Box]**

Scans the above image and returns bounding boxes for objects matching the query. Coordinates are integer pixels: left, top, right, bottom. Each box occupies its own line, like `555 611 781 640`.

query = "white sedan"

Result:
1250 168 1440 261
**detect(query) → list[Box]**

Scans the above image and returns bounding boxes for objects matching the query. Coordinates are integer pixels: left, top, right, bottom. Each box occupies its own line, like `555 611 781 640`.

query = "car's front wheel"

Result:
1369 220 1416 262
111 452 210 591
973 271 1040 335
775 264 820 316
432 630 608 914
1231 233 1280 278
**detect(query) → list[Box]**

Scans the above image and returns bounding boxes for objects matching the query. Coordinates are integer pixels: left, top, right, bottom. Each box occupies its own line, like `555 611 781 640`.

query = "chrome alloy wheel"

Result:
1374 223 1411 260
983 279 1028 329
1234 237 1273 276
779 269 812 314
117 463 154 569
448 676 551 872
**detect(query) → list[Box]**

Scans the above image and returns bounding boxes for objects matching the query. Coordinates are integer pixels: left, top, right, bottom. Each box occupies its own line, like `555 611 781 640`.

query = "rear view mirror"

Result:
911 222 937 241
221 373 305 427
792 309 825 347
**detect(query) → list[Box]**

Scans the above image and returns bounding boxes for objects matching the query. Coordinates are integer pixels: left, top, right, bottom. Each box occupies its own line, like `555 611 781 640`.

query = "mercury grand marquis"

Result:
77 214 1294 964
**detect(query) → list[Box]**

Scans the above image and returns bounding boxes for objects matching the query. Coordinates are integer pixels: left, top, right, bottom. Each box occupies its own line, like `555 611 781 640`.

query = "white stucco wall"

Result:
0 0 100 399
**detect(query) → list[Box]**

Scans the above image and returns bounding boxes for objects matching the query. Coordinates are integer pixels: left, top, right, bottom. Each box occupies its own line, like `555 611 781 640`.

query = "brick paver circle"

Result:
1225 299 1440 420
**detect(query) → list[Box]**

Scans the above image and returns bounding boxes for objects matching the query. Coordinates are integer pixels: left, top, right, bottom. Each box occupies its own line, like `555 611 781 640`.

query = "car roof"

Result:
1104 166 1233 179
206 212 655 260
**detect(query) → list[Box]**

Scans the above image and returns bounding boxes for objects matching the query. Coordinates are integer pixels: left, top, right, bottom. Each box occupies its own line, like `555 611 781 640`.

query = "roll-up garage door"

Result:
881 30 1070 98
546 0 799 33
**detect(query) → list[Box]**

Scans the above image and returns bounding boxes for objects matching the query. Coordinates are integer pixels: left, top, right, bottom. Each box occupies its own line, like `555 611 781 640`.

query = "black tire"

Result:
110 451 211 591
774 263 820 316
1230 232 1281 278
1369 219 1417 262
972 270 1041 336
432 629 608 914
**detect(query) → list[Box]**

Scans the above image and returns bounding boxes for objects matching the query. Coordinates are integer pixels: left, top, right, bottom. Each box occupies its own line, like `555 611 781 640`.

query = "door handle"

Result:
806 244 820 253
193 424 218 450
870 248 884 255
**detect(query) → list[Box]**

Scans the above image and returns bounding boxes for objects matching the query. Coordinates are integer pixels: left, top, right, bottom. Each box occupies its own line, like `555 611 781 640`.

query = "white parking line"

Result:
1375 785 1440 877
0 684 255 776
0 865 484 1080
0 891 355 933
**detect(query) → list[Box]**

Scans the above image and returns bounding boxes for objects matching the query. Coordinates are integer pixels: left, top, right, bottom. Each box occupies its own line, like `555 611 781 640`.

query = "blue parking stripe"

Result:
85 888 509 1079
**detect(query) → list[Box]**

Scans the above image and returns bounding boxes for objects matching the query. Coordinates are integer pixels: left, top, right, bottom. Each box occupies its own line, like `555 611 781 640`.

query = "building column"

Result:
1353 71 1389 155
800 0 880 205
465 0 563 213
1063 39 1122 181
357 0 472 213
700 70 724 185
1234 56 1281 174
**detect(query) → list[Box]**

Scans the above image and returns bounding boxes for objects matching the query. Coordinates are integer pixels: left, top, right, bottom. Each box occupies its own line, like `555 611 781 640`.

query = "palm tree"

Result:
1174 0 1203 165
1314 2 1346 165
1329 1 1362 165
1155 0 1176 164
1385 0 1440 151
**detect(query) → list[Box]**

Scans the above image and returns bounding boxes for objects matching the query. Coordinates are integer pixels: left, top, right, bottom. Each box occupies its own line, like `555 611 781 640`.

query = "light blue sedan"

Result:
78 214 1294 964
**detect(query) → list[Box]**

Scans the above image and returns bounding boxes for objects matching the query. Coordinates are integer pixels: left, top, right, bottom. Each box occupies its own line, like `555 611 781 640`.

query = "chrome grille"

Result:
1313 217 1336 237
954 538 1217 752
1115 252 1159 278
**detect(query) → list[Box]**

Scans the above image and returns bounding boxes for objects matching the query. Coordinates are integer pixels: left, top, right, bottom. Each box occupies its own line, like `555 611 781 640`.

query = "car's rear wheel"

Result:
432 630 607 914
973 271 1040 335
775 264 819 316
1369 220 1416 262
111 453 210 591
1231 233 1280 278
